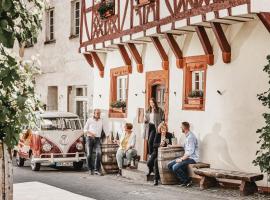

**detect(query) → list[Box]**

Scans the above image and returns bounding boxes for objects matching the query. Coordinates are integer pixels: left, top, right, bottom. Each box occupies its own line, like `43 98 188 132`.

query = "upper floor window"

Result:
45 8 55 42
192 71 204 91
71 0 80 37
117 75 128 102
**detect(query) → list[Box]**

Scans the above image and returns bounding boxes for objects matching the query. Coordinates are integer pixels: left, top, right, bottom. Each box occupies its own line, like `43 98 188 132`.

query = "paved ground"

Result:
13 161 269 200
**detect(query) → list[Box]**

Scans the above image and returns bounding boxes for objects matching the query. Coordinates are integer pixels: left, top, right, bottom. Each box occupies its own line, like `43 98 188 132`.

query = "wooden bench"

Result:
194 168 264 196
188 162 210 183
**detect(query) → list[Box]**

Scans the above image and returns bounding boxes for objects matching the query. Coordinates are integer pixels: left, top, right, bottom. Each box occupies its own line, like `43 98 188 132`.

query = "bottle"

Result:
116 132 119 140
110 131 114 143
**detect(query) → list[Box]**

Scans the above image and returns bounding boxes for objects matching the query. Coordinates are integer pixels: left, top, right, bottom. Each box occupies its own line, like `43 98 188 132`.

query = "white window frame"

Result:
116 75 128 102
71 0 81 36
46 8 55 41
192 71 204 91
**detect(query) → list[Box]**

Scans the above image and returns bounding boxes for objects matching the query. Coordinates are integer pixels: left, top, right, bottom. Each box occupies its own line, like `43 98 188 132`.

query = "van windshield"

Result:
40 118 81 130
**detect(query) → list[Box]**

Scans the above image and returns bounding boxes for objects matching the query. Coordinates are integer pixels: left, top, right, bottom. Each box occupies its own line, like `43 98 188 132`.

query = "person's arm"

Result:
176 137 195 162
83 119 95 137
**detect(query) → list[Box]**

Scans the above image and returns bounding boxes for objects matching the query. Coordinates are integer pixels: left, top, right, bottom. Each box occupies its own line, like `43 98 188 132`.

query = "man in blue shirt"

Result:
168 121 199 187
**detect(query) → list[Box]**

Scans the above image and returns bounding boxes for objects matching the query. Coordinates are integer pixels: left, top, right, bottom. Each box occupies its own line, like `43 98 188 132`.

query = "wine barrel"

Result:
158 146 185 185
101 143 119 174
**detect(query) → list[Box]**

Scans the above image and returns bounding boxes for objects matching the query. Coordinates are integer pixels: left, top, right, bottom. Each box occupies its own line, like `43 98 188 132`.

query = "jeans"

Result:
148 123 156 155
86 137 101 171
116 148 137 169
167 158 196 184
147 151 159 181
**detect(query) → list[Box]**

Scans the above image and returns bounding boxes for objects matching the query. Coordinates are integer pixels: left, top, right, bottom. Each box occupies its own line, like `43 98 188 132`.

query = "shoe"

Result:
146 169 153 176
153 179 158 186
89 170 94 175
117 169 122 177
94 171 103 176
185 180 193 187
179 182 186 187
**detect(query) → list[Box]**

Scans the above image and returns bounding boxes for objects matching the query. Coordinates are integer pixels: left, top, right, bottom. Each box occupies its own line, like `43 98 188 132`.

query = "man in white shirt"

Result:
84 109 105 175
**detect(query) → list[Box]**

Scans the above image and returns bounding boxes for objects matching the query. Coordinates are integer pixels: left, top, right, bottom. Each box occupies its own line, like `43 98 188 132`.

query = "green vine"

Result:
253 55 270 180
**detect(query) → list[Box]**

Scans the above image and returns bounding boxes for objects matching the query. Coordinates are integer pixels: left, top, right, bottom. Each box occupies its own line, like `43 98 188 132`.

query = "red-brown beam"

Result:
126 43 143 73
90 52 105 78
210 22 231 64
258 12 270 33
150 36 169 70
83 53 94 67
165 33 183 69
117 44 132 68
195 26 214 65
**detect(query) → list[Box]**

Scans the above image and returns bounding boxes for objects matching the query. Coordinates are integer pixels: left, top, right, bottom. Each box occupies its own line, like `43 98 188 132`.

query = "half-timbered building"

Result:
79 0 270 187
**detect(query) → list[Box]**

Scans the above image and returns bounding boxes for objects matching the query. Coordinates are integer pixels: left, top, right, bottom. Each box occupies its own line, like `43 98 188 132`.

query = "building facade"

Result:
79 0 270 186
24 0 94 123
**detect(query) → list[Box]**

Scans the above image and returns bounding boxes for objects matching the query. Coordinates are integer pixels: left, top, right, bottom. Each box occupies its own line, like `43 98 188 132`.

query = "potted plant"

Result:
136 0 155 6
187 90 204 105
97 0 114 19
110 100 126 113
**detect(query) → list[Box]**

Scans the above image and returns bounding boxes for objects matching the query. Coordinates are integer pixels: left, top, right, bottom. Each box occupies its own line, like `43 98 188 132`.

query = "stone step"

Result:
122 168 154 182
137 161 149 173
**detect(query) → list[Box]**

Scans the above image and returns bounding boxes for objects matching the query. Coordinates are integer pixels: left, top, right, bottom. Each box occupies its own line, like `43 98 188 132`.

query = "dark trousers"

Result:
168 158 196 184
148 123 156 155
86 137 101 171
147 151 159 181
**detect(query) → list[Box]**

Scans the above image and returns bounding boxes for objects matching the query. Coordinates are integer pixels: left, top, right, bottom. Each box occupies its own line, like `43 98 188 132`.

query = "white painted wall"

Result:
91 19 270 186
24 0 94 114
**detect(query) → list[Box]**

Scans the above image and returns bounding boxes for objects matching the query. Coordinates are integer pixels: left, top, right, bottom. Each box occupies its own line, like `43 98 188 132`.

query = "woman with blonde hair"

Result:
147 122 173 185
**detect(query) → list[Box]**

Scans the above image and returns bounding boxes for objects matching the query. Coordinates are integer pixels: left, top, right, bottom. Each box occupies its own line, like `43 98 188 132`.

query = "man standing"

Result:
168 122 199 187
84 109 106 175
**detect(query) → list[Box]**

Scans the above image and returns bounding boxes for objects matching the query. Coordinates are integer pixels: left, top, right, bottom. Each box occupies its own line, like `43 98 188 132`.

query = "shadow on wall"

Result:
201 123 239 171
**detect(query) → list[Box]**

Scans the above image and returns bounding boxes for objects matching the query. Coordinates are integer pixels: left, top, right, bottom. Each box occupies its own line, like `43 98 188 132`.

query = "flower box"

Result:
111 107 125 113
187 97 203 105
137 0 154 6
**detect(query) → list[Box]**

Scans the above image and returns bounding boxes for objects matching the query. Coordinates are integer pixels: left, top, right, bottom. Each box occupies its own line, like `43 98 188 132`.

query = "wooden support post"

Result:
150 36 169 70
258 12 270 33
210 22 231 64
200 176 218 189
117 44 132 73
126 43 143 73
83 54 94 67
195 26 214 65
240 181 258 196
165 33 183 69
90 52 105 78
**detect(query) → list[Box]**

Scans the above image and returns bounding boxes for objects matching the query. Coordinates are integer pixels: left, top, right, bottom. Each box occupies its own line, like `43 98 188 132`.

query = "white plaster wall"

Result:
92 19 270 185
24 0 94 113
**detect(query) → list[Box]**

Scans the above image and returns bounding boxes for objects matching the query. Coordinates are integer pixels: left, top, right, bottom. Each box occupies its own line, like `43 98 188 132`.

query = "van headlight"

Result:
42 142 52 152
76 142 83 151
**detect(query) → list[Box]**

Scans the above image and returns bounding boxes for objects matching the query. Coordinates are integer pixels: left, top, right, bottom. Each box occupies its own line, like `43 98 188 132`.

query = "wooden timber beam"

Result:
165 33 183 69
117 44 132 73
210 22 231 64
258 12 270 33
195 26 214 65
126 43 143 73
90 51 105 78
150 36 169 70
83 53 94 67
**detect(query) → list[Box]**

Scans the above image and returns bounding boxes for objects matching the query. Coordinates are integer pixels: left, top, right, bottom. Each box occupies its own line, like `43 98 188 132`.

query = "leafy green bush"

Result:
97 0 114 19
188 90 204 98
110 100 126 108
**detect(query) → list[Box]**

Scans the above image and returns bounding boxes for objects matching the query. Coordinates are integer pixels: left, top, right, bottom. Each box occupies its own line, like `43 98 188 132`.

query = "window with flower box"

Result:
182 56 207 111
109 66 131 118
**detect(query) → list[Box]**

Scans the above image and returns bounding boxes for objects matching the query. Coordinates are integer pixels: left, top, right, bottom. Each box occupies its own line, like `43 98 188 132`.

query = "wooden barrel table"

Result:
158 146 185 185
101 143 119 174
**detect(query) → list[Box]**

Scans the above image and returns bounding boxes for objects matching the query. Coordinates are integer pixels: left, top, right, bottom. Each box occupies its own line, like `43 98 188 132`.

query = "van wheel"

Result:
16 153 24 167
30 155 41 171
73 161 83 170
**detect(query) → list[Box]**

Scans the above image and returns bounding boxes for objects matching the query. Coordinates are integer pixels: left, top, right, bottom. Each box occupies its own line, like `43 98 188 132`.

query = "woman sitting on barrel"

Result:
116 123 137 176
147 122 173 185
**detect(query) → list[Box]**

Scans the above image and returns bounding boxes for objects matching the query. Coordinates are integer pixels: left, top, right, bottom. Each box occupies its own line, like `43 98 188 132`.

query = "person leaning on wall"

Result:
143 97 165 156
115 123 137 177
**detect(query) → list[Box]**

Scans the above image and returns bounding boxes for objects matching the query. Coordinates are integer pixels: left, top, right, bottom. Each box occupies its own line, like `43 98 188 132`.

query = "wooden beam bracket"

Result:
90 51 105 78
117 44 132 73
195 26 214 65
83 53 94 68
126 43 143 73
258 12 270 33
165 33 183 69
150 36 169 70
211 22 231 64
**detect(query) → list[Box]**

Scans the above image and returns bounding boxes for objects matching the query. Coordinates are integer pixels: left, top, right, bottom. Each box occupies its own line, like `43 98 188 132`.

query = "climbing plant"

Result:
253 55 270 180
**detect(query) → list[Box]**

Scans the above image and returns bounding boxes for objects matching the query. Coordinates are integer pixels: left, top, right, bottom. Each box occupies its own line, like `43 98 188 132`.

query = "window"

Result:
182 56 208 111
45 8 55 43
71 0 80 37
109 66 131 118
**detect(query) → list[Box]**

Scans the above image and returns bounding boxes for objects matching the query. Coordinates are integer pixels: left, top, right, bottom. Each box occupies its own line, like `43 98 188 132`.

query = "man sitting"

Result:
115 123 137 176
168 122 199 187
